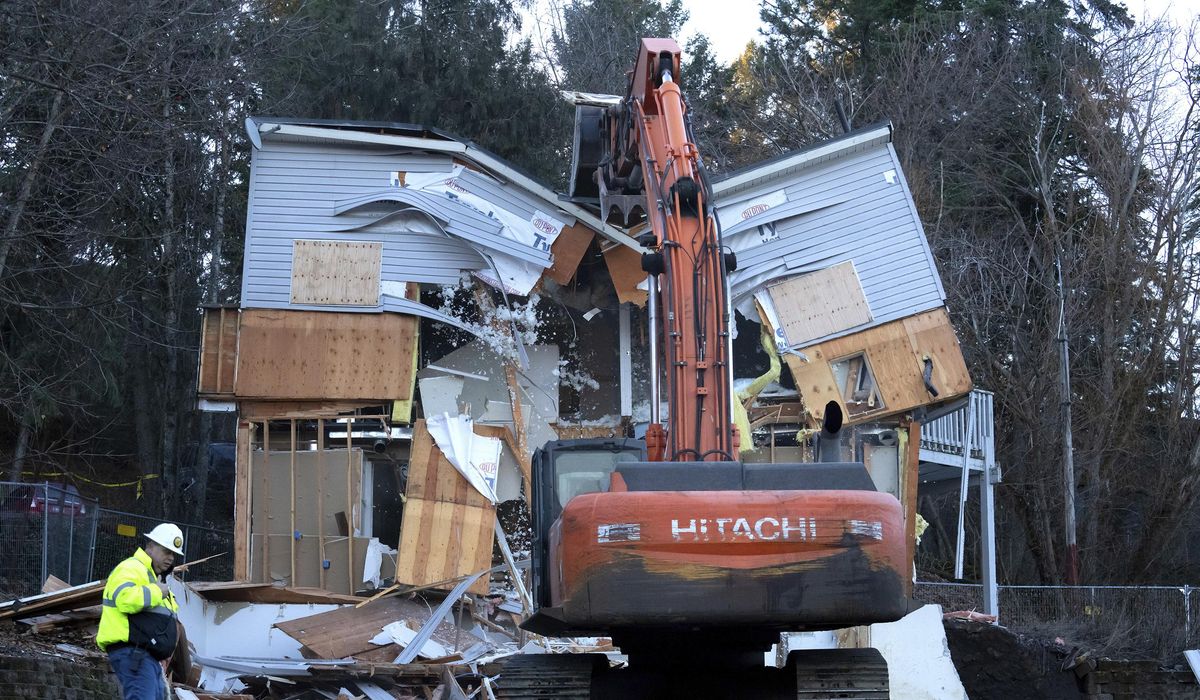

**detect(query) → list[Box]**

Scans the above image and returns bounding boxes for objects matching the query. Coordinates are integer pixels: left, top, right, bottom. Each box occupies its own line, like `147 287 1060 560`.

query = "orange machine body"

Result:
545 487 907 632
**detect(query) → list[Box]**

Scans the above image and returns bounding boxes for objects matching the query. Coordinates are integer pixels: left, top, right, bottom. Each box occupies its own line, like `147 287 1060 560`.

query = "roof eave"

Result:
712 123 893 201
247 118 642 251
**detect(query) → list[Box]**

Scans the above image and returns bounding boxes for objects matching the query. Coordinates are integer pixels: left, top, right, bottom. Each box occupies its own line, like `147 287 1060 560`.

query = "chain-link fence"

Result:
92 509 234 583
0 481 98 599
916 581 1200 659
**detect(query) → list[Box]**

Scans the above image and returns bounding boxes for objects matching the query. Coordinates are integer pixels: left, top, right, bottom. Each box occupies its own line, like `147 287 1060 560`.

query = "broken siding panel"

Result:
243 141 483 312
456 168 577 228
334 189 552 266
721 143 944 346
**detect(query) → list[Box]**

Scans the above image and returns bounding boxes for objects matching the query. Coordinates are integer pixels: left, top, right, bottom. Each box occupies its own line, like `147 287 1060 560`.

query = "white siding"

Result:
715 139 945 346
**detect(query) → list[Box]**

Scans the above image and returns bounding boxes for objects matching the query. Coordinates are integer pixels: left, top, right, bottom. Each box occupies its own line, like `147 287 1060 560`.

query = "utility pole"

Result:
1056 254 1079 585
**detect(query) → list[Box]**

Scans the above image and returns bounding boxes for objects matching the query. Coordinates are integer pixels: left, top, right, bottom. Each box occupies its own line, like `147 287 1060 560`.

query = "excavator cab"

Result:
528 438 645 616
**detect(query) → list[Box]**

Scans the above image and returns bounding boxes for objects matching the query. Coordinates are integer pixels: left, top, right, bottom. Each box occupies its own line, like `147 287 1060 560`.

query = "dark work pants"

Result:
108 646 166 700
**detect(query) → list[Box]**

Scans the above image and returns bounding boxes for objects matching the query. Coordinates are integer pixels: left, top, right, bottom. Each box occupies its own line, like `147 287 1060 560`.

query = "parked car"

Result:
0 482 90 518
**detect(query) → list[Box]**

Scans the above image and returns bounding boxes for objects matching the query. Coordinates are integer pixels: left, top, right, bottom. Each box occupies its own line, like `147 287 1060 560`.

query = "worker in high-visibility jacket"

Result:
97 523 184 700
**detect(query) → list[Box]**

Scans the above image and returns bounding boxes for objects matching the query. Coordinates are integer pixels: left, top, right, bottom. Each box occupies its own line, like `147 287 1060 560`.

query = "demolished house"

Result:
0 118 979 697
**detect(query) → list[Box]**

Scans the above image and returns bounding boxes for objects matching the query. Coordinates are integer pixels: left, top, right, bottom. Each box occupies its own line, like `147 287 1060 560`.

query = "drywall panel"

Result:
767 262 872 347
417 342 560 501
395 420 494 596
235 309 417 400
290 240 382 306
249 447 364 593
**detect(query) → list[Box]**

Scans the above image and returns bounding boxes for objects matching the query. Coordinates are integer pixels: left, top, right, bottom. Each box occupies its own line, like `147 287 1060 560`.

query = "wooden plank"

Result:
347 420 355 595
239 400 378 420
781 308 971 426
198 307 240 396
234 420 252 581
602 244 648 306
234 309 418 400
546 222 596 285
290 240 382 306
766 261 872 348
273 597 411 659
290 419 297 587
396 420 495 596
317 419 326 590
263 420 271 581
504 365 532 496
186 581 362 605
902 420 921 597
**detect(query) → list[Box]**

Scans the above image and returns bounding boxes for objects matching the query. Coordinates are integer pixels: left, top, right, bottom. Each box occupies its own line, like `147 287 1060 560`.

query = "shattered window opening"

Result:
830 352 885 418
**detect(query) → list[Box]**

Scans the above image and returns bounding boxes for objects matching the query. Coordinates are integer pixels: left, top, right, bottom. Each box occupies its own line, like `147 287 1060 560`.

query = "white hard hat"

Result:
146 523 185 556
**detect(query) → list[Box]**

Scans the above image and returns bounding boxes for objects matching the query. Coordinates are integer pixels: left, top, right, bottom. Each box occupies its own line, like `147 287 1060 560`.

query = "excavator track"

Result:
492 649 890 699
792 648 890 699
492 653 604 698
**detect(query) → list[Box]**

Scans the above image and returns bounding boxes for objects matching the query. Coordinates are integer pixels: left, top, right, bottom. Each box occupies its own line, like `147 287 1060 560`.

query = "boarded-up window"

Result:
767 261 873 347
291 240 382 306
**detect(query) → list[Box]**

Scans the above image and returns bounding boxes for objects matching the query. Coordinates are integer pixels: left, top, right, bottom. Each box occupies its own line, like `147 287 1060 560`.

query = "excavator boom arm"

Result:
615 38 736 462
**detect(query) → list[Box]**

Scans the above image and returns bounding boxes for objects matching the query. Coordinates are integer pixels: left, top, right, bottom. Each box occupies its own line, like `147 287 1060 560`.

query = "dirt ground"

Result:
945 618 1085 699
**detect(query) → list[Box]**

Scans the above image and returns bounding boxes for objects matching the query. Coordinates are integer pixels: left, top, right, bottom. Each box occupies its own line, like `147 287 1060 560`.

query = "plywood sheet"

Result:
291 240 382 306
767 261 872 348
197 307 239 396
235 309 418 400
602 244 648 306
395 420 494 595
546 222 596 285
274 597 410 659
781 307 970 426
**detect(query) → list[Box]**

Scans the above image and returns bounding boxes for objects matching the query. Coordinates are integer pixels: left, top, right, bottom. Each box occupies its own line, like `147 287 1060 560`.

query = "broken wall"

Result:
248 447 388 593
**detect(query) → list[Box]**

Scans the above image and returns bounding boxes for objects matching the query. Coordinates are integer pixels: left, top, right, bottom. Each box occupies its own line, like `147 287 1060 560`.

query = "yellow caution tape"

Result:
19 471 159 498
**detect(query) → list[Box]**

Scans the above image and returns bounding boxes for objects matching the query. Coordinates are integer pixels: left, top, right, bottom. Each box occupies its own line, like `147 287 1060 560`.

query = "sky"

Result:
679 0 1198 64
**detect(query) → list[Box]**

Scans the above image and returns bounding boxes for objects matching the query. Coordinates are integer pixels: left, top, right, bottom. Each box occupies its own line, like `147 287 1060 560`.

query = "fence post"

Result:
1184 586 1192 646
67 507 74 584
40 482 50 587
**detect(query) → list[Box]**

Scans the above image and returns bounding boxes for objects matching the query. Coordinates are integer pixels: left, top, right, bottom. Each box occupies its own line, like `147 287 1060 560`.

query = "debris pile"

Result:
0 570 613 699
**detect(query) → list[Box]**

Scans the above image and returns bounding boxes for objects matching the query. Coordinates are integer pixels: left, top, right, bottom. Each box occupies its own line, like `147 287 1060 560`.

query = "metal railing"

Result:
0 481 99 599
91 509 234 583
915 581 1200 659
920 389 994 461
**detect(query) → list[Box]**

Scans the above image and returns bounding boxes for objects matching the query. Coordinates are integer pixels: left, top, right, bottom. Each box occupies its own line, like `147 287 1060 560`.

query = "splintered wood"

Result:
290 239 382 306
546 222 596 285
395 420 495 596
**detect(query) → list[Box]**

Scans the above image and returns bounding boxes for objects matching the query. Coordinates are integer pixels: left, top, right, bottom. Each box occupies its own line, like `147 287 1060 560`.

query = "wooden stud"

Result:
902 419 921 597
289 418 297 587
346 417 355 595
317 418 326 590
262 420 270 583
233 420 252 581
504 365 532 496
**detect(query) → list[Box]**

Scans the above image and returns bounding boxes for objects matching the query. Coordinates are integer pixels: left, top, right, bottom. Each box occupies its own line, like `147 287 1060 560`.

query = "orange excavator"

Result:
496 39 909 698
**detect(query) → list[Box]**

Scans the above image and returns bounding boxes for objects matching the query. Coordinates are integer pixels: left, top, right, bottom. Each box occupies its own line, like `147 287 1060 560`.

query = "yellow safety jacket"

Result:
96 548 180 655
